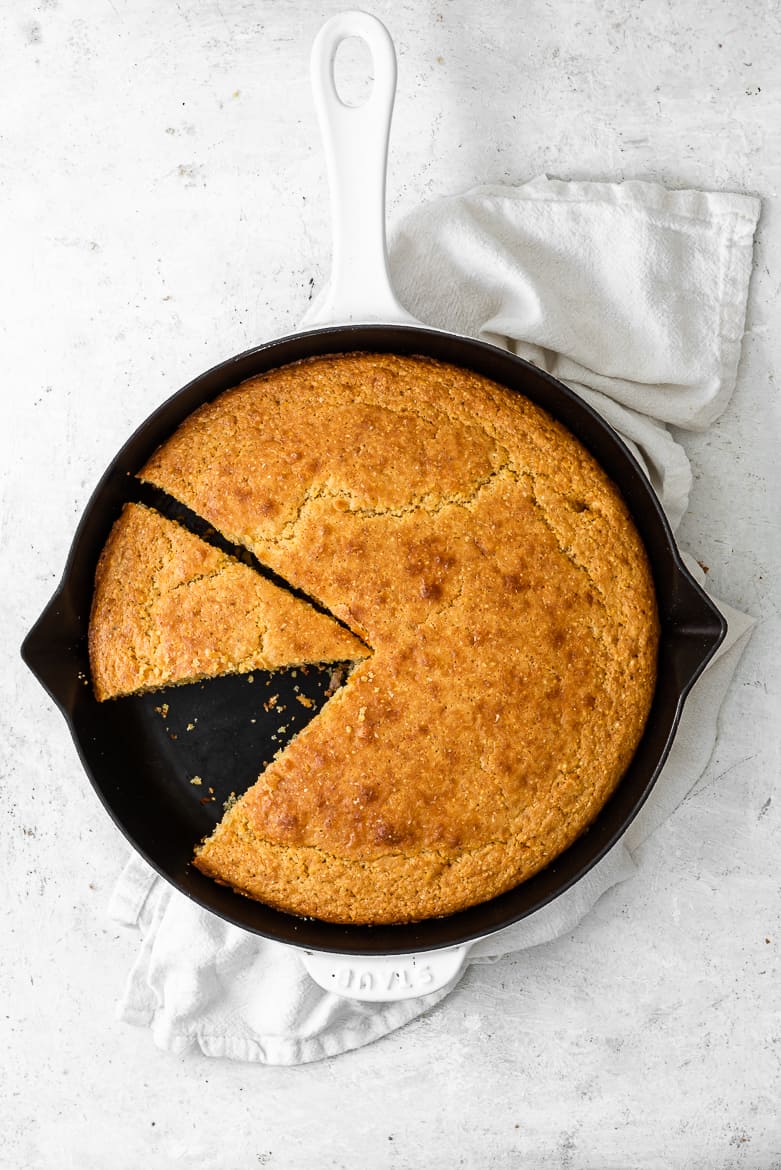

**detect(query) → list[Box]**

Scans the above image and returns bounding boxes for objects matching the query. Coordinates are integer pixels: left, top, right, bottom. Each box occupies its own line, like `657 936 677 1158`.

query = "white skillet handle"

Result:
300 14 450 1003
301 10 418 327
301 944 472 1002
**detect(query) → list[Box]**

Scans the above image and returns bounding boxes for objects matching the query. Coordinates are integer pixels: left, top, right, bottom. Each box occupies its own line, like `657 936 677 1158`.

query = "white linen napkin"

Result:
109 177 759 1064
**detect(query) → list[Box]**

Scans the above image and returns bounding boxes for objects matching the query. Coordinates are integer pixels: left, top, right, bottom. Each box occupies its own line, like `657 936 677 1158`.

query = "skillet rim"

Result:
21 324 727 955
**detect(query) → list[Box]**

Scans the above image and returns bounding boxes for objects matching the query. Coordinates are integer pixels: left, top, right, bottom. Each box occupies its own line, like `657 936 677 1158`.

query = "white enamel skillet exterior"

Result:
19 11 720 1004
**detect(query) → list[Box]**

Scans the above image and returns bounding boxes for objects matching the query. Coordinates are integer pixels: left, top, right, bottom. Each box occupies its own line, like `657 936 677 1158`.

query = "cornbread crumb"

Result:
325 667 345 697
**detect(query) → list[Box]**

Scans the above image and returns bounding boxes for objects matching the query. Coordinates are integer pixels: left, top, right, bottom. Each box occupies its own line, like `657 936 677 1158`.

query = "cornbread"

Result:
88 502 367 701
133 353 660 925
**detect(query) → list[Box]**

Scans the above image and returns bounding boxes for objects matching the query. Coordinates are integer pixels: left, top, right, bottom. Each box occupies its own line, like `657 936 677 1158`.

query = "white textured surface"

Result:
2 1 780 1167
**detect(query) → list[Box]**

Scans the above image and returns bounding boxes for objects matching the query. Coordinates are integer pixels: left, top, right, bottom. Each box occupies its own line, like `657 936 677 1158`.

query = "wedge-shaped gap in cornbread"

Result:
132 478 371 650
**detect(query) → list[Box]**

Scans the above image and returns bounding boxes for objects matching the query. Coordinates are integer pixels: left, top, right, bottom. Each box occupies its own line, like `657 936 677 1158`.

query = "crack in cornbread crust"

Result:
140 353 660 924
88 503 368 701
256 460 514 548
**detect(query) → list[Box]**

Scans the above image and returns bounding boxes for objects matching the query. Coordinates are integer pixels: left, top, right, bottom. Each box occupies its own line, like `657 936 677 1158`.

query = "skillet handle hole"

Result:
333 35 374 108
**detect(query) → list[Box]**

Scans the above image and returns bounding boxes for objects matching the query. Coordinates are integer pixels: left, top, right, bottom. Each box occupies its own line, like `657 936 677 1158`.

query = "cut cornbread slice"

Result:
88 502 368 701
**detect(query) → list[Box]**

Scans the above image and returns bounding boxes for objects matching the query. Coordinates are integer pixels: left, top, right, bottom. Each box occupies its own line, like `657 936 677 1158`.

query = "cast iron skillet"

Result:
22 14 725 997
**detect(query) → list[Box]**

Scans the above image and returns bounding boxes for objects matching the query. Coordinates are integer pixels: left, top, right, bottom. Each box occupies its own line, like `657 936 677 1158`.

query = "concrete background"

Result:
2 0 779 1166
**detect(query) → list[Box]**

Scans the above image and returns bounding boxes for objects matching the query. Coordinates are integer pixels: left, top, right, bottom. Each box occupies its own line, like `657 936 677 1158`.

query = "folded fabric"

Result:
109 177 759 1064
390 178 759 529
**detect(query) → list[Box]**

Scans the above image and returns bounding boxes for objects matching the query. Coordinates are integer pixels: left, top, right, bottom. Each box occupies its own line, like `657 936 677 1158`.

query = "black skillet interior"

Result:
22 325 727 955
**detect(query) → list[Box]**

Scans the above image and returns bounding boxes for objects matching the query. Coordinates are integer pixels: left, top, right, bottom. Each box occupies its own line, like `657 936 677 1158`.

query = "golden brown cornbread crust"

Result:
89 502 367 701
139 353 659 924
